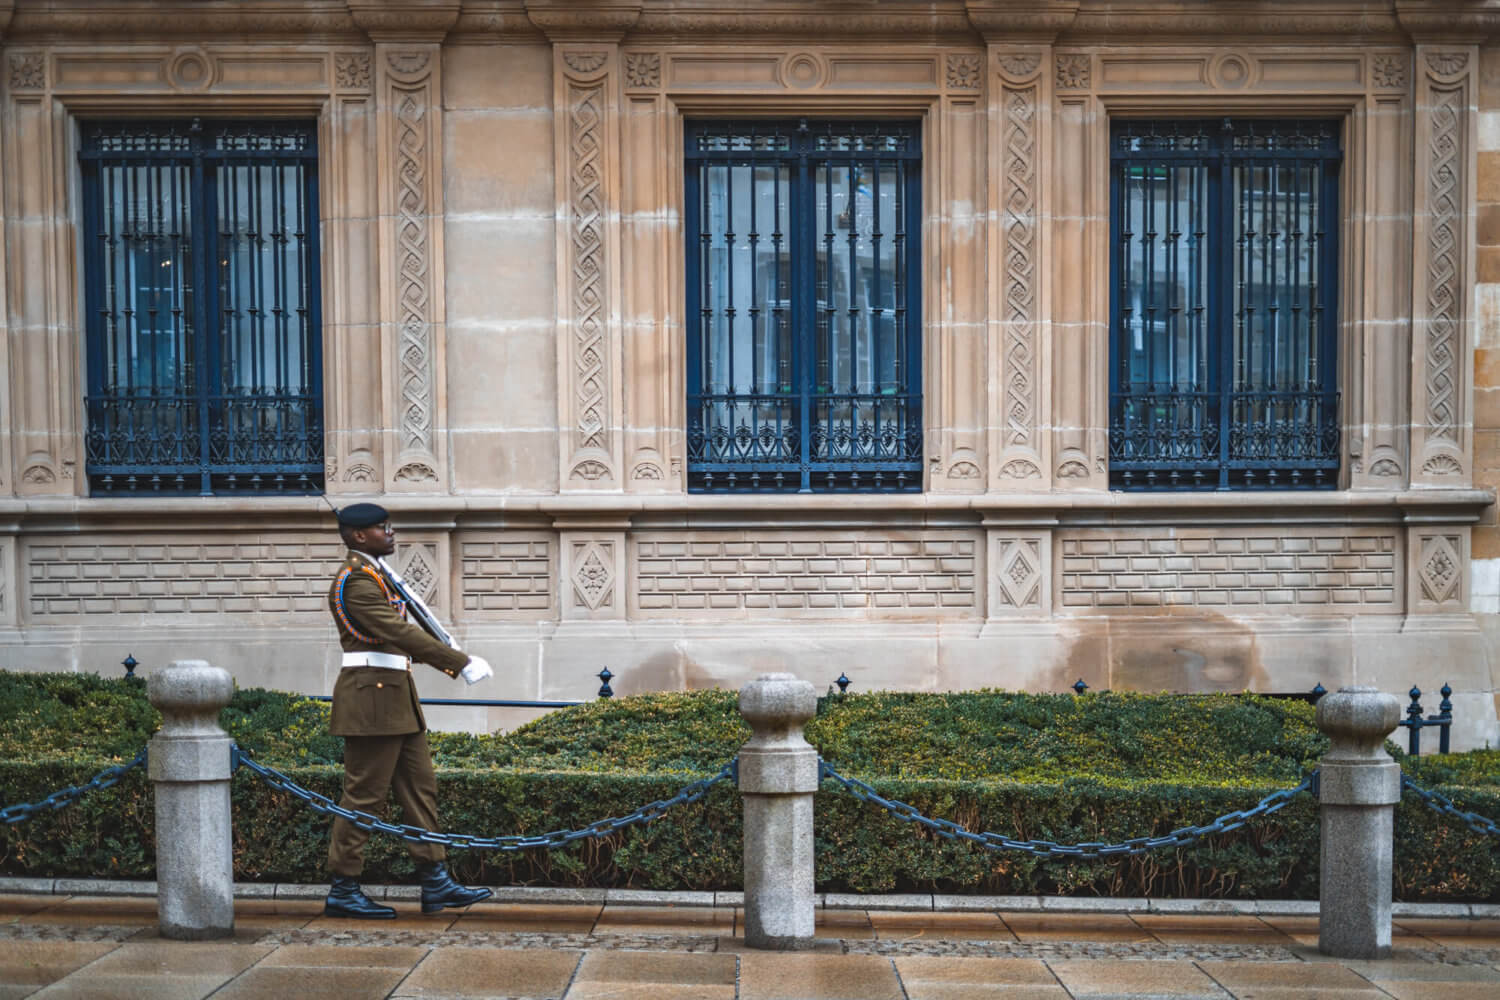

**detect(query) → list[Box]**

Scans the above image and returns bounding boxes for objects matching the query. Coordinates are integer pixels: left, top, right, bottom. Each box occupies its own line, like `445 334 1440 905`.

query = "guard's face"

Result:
354 521 397 556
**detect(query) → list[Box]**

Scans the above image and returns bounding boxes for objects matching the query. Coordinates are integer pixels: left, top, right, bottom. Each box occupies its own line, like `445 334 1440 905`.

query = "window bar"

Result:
871 158 884 468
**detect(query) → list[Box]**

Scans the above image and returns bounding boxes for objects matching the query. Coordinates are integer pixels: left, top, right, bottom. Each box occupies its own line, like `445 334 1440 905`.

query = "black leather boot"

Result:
324 876 396 919
418 862 492 913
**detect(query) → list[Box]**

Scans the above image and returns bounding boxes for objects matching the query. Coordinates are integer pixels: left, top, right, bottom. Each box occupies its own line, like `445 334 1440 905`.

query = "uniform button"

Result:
376 682 383 689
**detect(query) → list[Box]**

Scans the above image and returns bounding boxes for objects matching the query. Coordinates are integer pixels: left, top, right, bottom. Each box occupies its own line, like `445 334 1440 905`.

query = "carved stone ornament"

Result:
565 60 613 484
395 83 437 469
1058 460 1089 479
8 53 44 92
631 462 663 480
1003 81 1038 455
946 53 982 90
564 51 609 76
1370 457 1402 477
1371 53 1407 89
572 541 616 612
1000 459 1041 479
624 51 660 89
996 539 1043 609
1422 454 1462 476
335 52 372 90
571 460 611 481
1055 54 1090 90
21 465 55 485
948 461 982 479
387 51 431 77
398 544 440 606
1425 79 1462 447
1418 535 1461 605
167 50 211 91
394 461 437 483
998 54 1041 80
1426 52 1469 78
345 462 376 483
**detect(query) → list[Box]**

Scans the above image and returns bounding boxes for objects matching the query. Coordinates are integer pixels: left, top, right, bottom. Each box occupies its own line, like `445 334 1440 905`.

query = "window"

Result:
685 120 923 492
1109 119 1342 490
80 119 323 495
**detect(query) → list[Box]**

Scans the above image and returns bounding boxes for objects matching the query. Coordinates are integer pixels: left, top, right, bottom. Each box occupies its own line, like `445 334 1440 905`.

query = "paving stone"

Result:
738 952 904 1000
397 945 582 996
1002 913 1155 944
1371 983 1500 1000
567 950 737 997
1047 958 1228 997
29 974 231 999
208 965 409 1000
1196 959 1379 989
257 943 430 968
1131 915 1298 947
594 905 733 936
0 940 119 984
452 902 602 934
76 939 272 976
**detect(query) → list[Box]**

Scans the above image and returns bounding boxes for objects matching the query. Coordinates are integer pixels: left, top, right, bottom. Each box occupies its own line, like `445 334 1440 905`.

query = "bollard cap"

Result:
1316 685 1400 761
148 661 235 715
739 673 817 729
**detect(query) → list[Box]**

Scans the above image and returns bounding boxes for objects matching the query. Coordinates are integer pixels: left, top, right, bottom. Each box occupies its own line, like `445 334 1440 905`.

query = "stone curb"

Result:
0 877 1496 918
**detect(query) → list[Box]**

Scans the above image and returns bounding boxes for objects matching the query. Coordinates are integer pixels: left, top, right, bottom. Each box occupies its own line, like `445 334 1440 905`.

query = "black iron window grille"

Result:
685 120 923 493
80 118 324 495
1109 118 1342 490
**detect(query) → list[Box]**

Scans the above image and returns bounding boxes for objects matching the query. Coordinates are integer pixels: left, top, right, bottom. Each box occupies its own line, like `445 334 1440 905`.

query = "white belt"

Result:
341 652 409 670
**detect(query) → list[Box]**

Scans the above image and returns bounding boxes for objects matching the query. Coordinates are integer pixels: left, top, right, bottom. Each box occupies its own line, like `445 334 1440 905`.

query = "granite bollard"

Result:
147 660 236 940
738 672 820 949
1316 685 1402 959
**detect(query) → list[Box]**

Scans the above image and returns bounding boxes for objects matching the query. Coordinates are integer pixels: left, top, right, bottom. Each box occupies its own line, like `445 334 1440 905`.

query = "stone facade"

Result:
0 1 1497 748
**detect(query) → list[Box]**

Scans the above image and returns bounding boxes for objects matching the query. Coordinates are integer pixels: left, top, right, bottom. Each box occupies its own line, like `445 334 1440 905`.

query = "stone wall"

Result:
0 2 1495 750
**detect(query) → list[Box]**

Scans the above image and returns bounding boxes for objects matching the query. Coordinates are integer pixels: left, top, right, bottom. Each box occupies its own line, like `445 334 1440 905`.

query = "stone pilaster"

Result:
4 51 78 495
1049 51 1107 488
323 49 381 489
1348 50 1415 488
375 42 449 491
930 49 989 490
1409 46 1478 487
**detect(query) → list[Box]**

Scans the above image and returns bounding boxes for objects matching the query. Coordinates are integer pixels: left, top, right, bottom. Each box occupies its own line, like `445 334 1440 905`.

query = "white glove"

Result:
459 655 493 686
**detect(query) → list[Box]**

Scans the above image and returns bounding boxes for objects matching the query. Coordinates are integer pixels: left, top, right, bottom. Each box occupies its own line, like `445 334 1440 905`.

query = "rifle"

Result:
374 556 459 649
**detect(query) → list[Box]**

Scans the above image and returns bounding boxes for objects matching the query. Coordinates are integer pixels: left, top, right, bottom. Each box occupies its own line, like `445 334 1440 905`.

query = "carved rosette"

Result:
335 52 372 91
1411 47 1474 487
379 46 444 490
396 540 444 617
8 53 45 92
996 51 1045 488
623 51 660 90
558 47 621 488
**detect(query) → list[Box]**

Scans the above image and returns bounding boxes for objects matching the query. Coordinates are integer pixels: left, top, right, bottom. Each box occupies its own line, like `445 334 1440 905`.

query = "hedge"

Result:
1 673 1497 899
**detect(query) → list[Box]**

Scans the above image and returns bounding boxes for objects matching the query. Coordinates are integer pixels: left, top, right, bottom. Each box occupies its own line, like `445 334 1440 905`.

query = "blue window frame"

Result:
80 118 323 495
1109 118 1342 490
685 119 923 493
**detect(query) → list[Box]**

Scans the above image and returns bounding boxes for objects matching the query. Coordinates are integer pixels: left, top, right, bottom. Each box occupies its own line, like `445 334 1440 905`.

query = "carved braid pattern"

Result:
1003 84 1036 451
1425 81 1462 445
571 79 609 459
395 85 435 469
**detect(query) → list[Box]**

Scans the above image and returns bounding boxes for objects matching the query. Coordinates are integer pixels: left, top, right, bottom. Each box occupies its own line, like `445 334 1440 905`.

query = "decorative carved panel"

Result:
1409 47 1475 487
560 530 626 620
395 540 442 614
635 533 979 617
26 537 343 618
460 535 555 618
993 48 1048 490
378 44 446 491
557 46 623 488
988 532 1049 617
1058 530 1399 613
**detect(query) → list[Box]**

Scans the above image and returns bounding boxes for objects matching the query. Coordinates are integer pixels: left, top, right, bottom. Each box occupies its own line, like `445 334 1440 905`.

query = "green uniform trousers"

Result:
327 731 446 876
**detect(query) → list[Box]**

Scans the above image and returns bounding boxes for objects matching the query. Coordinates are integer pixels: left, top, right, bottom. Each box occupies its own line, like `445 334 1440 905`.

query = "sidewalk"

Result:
2 887 1498 999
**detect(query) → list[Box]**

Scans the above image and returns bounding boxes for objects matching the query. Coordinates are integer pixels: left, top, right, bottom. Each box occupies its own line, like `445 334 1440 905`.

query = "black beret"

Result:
335 502 389 528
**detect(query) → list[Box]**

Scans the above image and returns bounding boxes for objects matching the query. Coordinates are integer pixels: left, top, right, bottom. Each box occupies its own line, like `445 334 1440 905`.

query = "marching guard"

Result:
323 502 495 919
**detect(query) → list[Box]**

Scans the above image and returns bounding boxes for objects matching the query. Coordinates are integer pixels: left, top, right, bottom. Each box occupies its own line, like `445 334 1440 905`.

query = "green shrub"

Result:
1 673 1497 899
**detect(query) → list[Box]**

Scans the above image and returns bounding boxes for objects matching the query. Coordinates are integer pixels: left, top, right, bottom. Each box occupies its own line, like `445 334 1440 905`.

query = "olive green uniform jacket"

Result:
326 550 470 737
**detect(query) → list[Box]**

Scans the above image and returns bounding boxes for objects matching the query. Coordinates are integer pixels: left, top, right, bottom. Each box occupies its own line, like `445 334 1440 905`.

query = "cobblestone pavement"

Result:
1 894 1498 998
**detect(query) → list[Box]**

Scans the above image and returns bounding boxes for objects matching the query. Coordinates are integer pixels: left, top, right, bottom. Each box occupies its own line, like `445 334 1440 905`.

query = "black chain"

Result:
233 746 736 851
1401 774 1500 838
0 749 149 825
818 760 1314 859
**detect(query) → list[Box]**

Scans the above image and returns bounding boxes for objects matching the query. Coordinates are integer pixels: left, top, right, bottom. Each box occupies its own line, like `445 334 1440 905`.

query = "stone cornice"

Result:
1395 0 1500 43
525 0 641 42
965 0 1079 44
1062 1 1409 43
348 0 461 42
4 1 362 41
